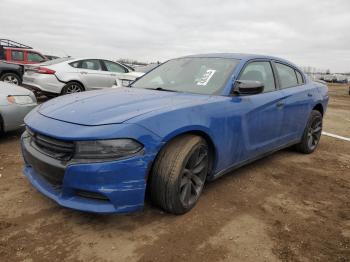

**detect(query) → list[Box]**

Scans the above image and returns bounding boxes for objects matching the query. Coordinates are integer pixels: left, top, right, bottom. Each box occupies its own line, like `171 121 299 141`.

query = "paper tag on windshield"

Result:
197 69 216 86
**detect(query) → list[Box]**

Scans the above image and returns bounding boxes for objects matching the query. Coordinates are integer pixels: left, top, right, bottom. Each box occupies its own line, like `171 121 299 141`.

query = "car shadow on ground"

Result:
0 128 24 142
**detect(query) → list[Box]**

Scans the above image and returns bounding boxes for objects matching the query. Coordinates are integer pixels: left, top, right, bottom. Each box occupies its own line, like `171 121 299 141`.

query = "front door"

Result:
77 59 114 89
236 60 285 159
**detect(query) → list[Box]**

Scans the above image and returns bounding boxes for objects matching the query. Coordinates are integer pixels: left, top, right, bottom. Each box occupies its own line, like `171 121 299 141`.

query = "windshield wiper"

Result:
147 87 177 92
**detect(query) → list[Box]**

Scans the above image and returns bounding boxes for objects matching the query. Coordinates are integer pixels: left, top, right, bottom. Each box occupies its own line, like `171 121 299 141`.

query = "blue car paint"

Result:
22 53 329 214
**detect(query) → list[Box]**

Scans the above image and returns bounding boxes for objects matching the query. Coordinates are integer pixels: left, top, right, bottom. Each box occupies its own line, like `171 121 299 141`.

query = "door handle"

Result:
307 93 313 97
80 71 88 75
276 101 285 107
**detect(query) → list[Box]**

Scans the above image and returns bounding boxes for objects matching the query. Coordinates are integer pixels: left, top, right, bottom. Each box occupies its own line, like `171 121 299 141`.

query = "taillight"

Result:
36 67 56 74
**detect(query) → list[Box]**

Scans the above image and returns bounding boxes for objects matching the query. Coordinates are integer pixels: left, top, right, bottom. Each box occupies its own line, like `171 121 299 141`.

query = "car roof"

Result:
4 47 36 52
70 57 119 62
182 53 297 67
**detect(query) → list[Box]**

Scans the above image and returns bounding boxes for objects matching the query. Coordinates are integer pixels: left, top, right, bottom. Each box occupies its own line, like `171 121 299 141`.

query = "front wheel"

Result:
150 135 209 214
295 110 323 154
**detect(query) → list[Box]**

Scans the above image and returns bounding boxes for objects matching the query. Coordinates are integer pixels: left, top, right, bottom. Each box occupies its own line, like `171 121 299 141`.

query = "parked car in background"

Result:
21 53 328 215
323 74 336 83
134 63 160 73
0 82 37 133
0 61 24 85
44 55 60 61
23 57 144 96
334 74 347 83
0 39 48 65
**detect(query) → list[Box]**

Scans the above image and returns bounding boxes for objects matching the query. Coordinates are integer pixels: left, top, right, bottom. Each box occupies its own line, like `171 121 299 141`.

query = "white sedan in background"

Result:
22 58 144 95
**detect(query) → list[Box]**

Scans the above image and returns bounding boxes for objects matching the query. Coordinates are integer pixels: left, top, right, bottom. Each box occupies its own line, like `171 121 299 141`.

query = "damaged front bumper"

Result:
21 133 153 214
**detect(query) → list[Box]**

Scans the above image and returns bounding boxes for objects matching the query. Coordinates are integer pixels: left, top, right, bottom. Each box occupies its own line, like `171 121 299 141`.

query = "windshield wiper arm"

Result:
148 87 177 92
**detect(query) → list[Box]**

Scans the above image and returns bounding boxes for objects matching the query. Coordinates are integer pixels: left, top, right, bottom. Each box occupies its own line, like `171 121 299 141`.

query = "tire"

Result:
295 110 323 154
61 82 84 95
150 135 209 214
0 73 21 85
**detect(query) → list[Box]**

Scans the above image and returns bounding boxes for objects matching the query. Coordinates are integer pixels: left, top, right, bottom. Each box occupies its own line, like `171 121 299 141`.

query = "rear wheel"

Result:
150 135 209 214
295 110 323 154
61 82 84 95
0 73 21 85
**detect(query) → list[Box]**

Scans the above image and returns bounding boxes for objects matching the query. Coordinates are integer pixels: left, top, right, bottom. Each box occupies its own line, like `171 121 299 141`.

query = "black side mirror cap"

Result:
233 80 264 95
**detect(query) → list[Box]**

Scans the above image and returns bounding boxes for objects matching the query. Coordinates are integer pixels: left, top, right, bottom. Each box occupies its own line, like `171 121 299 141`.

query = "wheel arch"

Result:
312 103 324 116
0 70 21 80
150 128 218 179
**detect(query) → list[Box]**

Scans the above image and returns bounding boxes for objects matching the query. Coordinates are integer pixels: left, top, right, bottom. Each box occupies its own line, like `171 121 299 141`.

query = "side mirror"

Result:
234 80 264 95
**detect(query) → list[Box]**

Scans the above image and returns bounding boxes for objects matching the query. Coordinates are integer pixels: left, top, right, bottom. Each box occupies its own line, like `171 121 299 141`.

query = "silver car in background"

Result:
22 57 144 96
0 82 37 133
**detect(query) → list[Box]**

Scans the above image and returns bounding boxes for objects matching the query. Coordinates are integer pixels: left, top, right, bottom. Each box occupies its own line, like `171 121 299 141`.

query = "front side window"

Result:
28 52 45 62
132 57 239 95
276 63 298 89
80 59 102 70
239 61 276 92
11 50 24 61
104 61 127 73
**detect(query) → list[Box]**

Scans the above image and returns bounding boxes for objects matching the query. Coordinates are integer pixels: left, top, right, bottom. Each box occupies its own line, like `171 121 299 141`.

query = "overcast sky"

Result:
1 0 349 72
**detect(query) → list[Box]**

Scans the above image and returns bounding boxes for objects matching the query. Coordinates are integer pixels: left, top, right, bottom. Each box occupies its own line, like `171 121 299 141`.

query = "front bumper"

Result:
21 133 151 214
1 103 37 132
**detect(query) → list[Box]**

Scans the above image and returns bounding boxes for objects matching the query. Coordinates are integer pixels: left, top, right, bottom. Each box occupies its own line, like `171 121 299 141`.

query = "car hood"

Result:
38 88 210 126
0 82 33 95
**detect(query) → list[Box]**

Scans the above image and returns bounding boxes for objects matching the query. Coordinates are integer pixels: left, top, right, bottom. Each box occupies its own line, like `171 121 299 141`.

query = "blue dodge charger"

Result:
21 53 329 214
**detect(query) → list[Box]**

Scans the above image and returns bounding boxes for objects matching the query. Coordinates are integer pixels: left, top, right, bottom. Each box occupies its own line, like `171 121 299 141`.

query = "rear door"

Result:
273 62 313 142
76 59 114 89
9 49 25 64
236 60 285 158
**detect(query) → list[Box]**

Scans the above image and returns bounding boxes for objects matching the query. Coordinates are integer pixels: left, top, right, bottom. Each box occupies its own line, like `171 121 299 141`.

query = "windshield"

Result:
132 57 239 95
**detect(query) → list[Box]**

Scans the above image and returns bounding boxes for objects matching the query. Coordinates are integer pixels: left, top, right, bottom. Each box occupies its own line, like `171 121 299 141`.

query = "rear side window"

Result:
11 50 24 61
79 60 102 70
239 61 276 92
275 63 298 89
28 52 45 62
296 70 304 85
103 61 127 73
69 61 80 68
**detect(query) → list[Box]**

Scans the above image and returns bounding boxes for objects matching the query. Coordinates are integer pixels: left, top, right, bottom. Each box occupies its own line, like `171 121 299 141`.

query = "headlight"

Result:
7 95 34 105
74 139 143 160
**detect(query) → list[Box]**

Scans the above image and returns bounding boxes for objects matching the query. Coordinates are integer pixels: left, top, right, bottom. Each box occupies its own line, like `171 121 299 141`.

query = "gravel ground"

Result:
0 84 349 262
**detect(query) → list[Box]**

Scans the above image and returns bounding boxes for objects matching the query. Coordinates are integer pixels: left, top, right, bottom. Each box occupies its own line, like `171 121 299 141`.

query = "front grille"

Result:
27 128 75 161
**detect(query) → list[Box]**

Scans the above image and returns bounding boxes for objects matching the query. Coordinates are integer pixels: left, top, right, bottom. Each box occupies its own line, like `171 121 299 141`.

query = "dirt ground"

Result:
0 84 349 262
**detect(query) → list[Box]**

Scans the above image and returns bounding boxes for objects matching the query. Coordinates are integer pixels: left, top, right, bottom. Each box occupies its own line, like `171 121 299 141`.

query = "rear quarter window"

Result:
69 61 80 68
